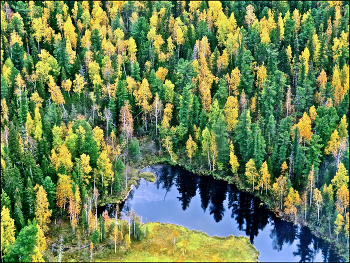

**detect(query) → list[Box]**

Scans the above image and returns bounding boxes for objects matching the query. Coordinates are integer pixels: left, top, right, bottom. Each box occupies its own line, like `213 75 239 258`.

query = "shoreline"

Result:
109 160 348 262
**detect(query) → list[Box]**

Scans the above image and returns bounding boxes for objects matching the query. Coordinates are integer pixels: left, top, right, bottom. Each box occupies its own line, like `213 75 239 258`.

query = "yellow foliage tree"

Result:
36 224 46 256
210 133 218 171
245 159 258 191
34 185 52 232
331 162 349 193
186 135 197 163
50 144 74 172
337 115 348 140
97 150 114 191
25 112 35 137
155 67 168 83
162 103 173 130
316 69 327 104
56 174 73 211
297 112 312 145
120 100 134 145
1 206 16 255
81 154 92 186
245 4 256 28
332 66 345 106
272 174 288 210
225 67 240 96
255 64 267 91
284 187 301 222
62 79 72 95
258 161 271 195
224 96 239 132
48 75 65 106
164 80 175 104
63 16 77 49
73 74 86 98
93 126 105 151
229 141 239 175
313 188 323 221
69 185 81 233
127 37 137 64
300 47 310 74
335 184 349 216
334 213 344 240
162 135 177 163
325 129 347 169
134 78 152 113
309 106 317 122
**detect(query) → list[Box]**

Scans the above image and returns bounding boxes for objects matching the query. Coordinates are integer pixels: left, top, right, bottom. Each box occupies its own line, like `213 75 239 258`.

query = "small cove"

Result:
100 164 343 262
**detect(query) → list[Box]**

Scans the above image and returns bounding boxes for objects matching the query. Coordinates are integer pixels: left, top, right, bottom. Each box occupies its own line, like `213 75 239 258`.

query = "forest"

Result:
0 1 349 262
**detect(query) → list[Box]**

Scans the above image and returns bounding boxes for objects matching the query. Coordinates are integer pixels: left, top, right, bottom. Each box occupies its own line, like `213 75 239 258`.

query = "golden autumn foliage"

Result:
229 141 239 175
258 161 271 195
93 126 105 151
64 16 77 49
97 150 114 189
120 100 134 140
0 2 349 255
161 103 173 130
245 159 258 191
225 68 241 96
224 96 239 132
73 74 86 98
335 184 349 216
284 187 301 222
134 78 152 112
272 174 288 210
56 173 73 211
34 185 52 232
1 206 16 255
313 188 323 221
297 112 312 144
50 144 74 172
81 153 92 185
186 135 197 163
335 213 344 240
48 75 65 106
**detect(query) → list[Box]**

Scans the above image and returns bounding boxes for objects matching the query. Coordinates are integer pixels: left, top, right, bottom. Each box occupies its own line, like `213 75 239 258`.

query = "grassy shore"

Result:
95 222 259 262
45 218 259 262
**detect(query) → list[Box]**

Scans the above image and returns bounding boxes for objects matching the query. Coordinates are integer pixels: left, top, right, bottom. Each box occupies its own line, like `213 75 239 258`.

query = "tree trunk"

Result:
310 184 313 206
280 190 283 210
207 149 211 171
155 100 158 135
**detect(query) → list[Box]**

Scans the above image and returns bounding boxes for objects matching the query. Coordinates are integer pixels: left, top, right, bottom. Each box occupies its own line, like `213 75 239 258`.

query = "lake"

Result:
102 164 343 262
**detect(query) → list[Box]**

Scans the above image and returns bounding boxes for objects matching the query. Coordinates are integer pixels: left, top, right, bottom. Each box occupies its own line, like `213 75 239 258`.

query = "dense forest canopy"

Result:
0 1 349 262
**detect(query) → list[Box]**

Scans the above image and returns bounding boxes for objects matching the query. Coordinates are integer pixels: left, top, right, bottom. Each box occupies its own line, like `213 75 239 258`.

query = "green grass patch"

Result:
139 172 156 182
98 222 259 262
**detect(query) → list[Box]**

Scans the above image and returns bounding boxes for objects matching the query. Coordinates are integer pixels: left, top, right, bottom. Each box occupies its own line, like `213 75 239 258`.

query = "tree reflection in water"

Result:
226 185 270 244
198 176 212 212
114 165 343 262
269 218 298 251
175 168 198 210
293 226 316 262
208 180 226 222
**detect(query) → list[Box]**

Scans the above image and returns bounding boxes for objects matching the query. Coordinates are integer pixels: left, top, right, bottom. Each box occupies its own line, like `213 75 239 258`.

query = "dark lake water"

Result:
101 165 343 262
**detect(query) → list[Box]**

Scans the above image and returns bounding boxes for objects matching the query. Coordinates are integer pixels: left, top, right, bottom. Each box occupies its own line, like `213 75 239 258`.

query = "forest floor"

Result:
45 219 259 262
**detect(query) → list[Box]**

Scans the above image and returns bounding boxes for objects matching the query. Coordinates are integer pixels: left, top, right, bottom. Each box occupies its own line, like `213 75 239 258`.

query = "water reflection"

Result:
116 165 342 262
270 218 298 251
